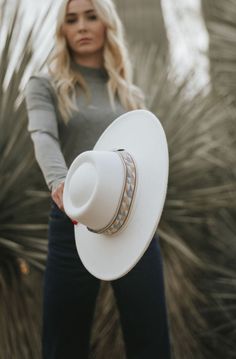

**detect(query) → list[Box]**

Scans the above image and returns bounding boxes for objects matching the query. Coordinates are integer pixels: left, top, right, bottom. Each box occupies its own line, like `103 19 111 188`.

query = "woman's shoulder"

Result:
26 71 53 89
25 71 56 101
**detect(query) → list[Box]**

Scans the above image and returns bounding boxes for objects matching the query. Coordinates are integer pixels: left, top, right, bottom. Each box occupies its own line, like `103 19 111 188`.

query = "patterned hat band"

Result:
87 150 137 235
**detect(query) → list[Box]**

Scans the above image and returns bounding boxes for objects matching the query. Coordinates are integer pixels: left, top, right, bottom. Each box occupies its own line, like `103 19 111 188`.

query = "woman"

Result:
25 0 171 358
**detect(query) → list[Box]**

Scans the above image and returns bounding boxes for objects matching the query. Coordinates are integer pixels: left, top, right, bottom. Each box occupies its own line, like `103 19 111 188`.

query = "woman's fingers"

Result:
51 183 79 224
51 182 65 211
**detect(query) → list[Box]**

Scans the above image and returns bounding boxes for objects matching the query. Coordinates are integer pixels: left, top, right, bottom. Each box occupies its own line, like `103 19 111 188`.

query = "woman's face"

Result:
62 0 106 63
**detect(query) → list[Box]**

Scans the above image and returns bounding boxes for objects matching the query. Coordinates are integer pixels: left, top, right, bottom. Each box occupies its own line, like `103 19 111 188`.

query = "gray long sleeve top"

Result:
25 62 126 192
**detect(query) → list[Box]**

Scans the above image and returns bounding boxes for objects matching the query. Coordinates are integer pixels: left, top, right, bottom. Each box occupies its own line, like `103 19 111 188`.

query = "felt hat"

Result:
63 109 169 280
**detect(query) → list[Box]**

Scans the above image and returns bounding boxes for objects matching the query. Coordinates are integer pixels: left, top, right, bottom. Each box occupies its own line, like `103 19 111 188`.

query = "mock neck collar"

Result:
71 59 108 81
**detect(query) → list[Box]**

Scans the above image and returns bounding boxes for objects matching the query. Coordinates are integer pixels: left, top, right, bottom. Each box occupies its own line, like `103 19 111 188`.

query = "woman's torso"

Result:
51 62 126 166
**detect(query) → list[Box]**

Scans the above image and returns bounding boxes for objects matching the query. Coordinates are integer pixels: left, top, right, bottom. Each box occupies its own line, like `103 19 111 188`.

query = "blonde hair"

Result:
47 0 145 123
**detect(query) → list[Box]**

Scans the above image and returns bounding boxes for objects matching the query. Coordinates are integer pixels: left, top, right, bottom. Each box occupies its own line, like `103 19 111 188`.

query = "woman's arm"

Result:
25 75 68 209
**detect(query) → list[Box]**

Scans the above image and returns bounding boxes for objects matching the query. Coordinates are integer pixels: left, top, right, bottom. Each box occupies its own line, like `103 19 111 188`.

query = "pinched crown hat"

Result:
63 110 169 280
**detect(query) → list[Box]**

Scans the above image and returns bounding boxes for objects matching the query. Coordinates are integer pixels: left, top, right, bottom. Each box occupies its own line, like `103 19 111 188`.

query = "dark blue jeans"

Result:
42 201 171 359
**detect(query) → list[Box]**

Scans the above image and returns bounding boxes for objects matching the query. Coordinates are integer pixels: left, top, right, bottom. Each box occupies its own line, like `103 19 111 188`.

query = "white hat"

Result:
63 109 169 281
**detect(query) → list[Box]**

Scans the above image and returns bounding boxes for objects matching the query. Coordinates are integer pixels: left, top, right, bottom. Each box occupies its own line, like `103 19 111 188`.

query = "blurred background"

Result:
0 0 236 358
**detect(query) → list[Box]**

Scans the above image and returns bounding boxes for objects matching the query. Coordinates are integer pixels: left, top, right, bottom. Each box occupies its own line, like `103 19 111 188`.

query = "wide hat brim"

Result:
66 110 169 280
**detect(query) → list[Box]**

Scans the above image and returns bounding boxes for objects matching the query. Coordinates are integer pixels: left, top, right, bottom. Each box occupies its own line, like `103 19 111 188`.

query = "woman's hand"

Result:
51 182 65 211
51 182 78 225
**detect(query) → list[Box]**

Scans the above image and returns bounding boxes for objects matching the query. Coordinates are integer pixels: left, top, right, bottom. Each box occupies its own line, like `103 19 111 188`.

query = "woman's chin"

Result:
73 43 104 55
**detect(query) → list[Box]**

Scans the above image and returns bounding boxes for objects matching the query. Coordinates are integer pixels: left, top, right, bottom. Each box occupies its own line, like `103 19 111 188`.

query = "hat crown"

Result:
64 150 126 231
69 162 97 208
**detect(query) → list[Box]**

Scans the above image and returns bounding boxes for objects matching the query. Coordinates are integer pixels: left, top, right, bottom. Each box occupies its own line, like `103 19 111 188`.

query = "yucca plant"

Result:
0 1 50 358
202 0 236 106
130 44 236 358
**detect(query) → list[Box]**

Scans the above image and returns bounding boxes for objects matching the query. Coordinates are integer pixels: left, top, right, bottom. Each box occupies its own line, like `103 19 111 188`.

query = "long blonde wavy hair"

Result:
47 0 145 123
